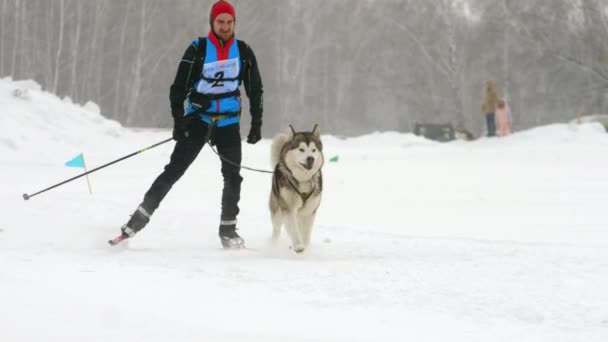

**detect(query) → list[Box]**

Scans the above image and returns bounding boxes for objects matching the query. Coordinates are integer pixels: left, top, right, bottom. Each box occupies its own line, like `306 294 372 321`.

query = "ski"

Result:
108 234 128 246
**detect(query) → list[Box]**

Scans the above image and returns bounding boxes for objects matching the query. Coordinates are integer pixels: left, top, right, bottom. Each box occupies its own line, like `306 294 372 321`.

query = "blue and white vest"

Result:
186 37 241 127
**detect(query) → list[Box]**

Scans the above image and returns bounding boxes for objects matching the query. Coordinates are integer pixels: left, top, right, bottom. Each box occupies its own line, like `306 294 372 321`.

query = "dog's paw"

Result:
292 244 306 254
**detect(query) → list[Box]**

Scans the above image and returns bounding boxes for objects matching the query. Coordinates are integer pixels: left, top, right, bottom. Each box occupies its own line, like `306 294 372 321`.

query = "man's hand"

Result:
172 116 192 141
247 120 262 144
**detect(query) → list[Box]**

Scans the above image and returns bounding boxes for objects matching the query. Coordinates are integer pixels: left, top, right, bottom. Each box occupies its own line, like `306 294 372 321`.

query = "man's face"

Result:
213 13 235 42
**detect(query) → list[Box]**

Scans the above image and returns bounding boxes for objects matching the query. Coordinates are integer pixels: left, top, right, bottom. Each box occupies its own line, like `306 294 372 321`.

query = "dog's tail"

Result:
271 131 290 168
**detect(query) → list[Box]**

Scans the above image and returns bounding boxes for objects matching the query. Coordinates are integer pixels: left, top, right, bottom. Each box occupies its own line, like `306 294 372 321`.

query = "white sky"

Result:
1 78 608 341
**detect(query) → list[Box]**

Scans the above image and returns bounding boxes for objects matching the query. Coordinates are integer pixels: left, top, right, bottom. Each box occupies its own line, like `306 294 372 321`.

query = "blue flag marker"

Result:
65 153 85 168
64 153 93 194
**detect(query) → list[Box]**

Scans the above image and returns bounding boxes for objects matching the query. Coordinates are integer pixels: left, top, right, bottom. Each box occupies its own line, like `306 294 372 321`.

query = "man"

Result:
118 0 263 249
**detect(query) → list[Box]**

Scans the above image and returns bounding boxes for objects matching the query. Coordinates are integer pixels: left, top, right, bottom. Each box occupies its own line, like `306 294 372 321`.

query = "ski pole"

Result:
23 137 173 201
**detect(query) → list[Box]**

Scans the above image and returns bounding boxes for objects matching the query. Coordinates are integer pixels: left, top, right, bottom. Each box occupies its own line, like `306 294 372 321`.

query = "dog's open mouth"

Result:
299 161 314 170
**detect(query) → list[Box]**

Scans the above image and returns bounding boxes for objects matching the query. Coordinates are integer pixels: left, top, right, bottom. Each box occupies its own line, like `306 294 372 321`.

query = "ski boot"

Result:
121 205 152 237
109 205 152 246
219 220 245 249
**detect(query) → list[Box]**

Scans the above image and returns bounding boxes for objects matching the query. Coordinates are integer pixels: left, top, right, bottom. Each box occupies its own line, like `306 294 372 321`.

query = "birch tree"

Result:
51 0 65 94
69 0 83 100
0 0 8 75
10 0 20 76
83 0 106 103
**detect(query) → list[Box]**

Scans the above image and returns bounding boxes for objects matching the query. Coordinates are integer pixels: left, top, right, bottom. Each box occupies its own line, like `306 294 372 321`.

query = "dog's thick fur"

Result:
269 125 324 253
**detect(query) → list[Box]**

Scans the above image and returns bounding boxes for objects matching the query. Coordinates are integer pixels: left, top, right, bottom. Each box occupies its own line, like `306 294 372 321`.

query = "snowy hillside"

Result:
1 78 608 341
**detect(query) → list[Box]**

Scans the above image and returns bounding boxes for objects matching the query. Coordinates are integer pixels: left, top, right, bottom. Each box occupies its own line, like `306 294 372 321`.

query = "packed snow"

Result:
1 78 607 341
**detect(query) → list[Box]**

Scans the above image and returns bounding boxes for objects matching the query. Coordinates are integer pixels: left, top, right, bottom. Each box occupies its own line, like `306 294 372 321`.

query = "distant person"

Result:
116 0 264 249
496 99 511 136
482 80 499 137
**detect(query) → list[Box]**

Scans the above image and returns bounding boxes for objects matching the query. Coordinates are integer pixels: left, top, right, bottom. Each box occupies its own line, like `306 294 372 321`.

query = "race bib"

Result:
197 58 240 95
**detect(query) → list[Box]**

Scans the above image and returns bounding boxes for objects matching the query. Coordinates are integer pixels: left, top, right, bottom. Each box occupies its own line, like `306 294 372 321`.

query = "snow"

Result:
1 77 607 341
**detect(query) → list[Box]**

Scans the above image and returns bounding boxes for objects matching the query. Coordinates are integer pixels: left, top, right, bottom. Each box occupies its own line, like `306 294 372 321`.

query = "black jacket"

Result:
169 36 264 124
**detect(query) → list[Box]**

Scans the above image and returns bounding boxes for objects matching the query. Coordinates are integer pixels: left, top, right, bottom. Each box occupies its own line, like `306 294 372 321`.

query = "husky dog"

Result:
270 125 324 253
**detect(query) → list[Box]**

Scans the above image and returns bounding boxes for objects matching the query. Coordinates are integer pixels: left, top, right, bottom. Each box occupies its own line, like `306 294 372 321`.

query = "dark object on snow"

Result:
414 123 455 142
571 114 608 132
455 129 475 141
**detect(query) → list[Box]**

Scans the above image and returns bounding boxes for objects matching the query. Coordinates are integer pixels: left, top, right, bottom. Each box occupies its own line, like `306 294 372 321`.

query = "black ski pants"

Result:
140 121 243 222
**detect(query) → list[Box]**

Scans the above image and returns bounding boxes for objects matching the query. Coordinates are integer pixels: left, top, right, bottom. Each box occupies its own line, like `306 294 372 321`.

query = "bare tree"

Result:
10 0 20 76
51 0 65 94
0 0 7 75
113 1 132 117
43 1 55 88
69 0 84 100
126 0 151 125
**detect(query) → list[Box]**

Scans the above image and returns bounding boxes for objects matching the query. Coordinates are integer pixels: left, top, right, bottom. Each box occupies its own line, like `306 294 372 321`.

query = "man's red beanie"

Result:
210 1 235 23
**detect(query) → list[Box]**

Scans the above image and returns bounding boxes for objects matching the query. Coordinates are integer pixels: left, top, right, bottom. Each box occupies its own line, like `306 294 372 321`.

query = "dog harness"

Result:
287 177 317 205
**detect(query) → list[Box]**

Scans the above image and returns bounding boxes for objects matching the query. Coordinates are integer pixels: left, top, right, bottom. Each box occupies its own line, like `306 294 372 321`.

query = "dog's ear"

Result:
288 125 297 137
312 124 320 139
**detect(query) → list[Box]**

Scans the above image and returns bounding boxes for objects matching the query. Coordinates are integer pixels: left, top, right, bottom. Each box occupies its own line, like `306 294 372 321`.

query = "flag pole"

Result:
82 153 93 195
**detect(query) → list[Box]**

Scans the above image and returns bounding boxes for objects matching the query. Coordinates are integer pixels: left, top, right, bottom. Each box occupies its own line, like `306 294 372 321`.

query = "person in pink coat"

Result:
496 99 511 136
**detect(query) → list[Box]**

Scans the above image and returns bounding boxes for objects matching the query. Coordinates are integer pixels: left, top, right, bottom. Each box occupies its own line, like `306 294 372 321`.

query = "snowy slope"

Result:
1 78 607 342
